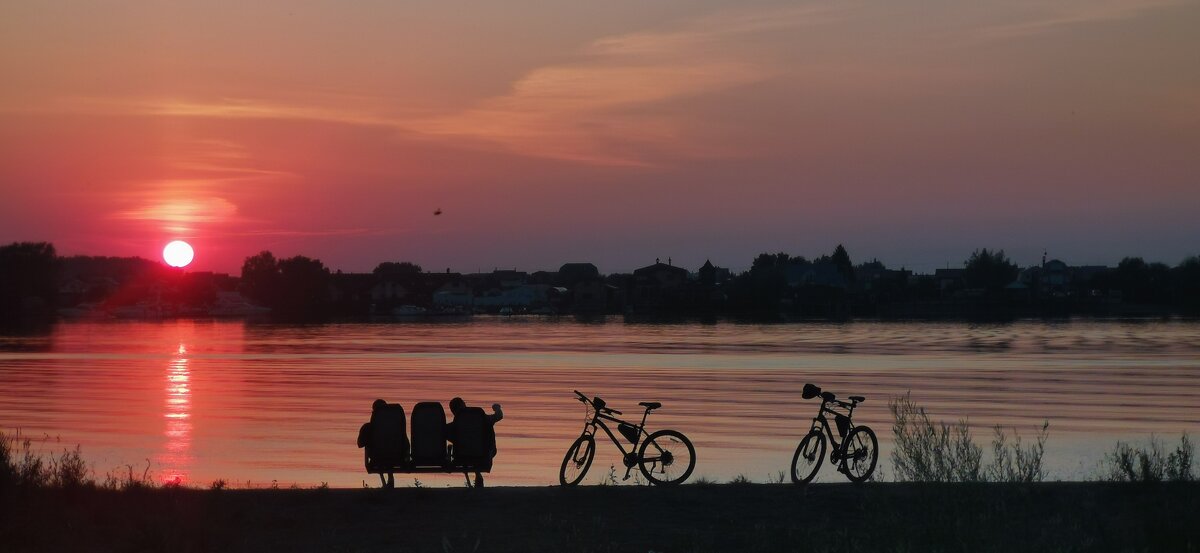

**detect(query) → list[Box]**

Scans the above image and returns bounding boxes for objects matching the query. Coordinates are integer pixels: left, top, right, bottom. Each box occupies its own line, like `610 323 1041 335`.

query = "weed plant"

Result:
1102 434 1194 482
889 393 1049 483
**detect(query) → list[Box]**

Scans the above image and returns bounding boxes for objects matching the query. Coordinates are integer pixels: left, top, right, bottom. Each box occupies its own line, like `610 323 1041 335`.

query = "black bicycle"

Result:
559 391 696 486
791 383 878 484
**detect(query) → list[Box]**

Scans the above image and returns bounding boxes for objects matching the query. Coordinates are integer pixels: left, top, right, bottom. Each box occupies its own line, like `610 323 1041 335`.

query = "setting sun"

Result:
163 240 194 268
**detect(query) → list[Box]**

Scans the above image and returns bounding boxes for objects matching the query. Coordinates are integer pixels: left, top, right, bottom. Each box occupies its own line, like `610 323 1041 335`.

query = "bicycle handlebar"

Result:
573 390 623 416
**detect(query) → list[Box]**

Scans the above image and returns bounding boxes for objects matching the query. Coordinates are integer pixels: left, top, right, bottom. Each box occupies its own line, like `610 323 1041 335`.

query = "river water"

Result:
1 319 1197 486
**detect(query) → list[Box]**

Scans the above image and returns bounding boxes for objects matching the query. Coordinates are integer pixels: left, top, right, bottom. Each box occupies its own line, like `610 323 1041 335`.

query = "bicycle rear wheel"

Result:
841 426 878 482
638 429 696 485
559 434 595 486
791 431 825 484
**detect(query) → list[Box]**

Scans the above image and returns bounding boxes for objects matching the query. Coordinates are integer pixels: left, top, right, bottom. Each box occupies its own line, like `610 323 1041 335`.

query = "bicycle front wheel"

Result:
559 434 595 486
841 425 878 482
638 429 696 485
791 431 825 484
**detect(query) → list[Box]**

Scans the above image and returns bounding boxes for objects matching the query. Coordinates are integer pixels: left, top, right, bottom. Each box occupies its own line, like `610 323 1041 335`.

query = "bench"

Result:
360 401 494 486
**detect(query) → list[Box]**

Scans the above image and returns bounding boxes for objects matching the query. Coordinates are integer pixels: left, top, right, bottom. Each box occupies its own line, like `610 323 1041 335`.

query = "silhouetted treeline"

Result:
240 251 333 319
0 242 235 324
2 240 1199 323
0 242 60 322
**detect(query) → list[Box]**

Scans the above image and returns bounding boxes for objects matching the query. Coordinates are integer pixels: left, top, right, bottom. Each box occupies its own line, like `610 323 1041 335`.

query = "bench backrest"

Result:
451 407 492 467
368 403 409 466
410 401 447 466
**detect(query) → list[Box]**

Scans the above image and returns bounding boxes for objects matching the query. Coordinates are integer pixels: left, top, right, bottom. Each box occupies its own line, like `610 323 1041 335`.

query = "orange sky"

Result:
2 1 1198 273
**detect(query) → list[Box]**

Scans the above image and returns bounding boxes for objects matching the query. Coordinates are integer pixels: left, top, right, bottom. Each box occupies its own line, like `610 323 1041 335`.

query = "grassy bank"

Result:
2 482 1198 552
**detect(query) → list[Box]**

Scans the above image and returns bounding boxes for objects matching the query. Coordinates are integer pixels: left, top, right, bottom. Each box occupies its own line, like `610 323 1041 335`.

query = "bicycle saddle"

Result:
639 401 661 410
849 396 865 402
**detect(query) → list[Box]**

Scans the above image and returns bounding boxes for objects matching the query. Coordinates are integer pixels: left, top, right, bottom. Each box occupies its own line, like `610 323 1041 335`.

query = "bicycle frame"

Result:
808 397 858 459
574 398 659 479
582 408 652 475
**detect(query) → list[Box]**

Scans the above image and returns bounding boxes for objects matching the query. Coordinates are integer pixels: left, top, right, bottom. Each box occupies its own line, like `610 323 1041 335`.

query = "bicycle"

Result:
559 390 696 486
791 383 878 484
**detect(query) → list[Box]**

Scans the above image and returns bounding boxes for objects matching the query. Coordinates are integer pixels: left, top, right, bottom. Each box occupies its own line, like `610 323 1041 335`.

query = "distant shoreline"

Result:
20 311 1200 326
3 482 1196 552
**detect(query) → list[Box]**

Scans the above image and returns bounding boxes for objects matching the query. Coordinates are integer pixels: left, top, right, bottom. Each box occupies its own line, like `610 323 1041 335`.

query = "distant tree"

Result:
240 251 280 306
963 249 1018 292
275 256 332 318
750 252 792 273
831 244 855 283
61 255 161 285
1116 256 1148 275
372 261 423 277
1147 262 1171 304
1174 256 1200 312
0 242 60 319
736 252 801 315
1108 257 1171 304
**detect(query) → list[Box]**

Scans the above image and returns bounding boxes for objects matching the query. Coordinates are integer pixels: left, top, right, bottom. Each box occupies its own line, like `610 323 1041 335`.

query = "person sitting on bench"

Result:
446 397 503 487
358 399 405 488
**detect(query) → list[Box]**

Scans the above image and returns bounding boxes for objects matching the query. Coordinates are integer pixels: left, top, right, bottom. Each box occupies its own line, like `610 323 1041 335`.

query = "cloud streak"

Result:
0 5 908 167
977 0 1184 38
115 195 240 232
409 5 850 166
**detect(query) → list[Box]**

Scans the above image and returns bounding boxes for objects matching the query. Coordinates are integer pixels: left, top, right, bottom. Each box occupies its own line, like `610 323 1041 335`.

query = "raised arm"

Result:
489 403 504 423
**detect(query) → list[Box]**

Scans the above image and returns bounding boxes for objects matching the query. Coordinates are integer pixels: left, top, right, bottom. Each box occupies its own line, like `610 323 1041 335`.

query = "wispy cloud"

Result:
110 139 297 234
218 227 412 238
115 194 240 233
50 96 405 129
978 0 1184 38
21 1 1180 169
15 6 846 167
409 5 849 166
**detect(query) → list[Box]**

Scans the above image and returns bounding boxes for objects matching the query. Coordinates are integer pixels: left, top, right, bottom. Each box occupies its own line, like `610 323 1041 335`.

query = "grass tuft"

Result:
889 393 982 482
889 394 1049 483
986 422 1049 483
1101 433 1194 482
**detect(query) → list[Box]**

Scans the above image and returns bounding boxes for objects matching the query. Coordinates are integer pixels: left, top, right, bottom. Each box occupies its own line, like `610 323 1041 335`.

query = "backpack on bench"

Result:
410 401 448 466
365 403 408 471
450 407 494 471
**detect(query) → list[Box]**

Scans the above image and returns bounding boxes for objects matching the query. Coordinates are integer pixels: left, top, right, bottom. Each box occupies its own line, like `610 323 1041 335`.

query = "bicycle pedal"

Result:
621 474 632 481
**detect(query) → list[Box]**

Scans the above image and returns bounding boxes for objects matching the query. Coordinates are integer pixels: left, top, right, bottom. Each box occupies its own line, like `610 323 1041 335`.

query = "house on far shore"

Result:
934 268 966 296
471 283 564 312
570 278 614 314
697 260 731 286
630 258 689 312
557 263 600 286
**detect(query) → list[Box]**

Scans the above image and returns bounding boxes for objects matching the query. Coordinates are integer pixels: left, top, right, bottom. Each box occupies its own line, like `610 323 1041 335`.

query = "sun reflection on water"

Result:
159 342 192 484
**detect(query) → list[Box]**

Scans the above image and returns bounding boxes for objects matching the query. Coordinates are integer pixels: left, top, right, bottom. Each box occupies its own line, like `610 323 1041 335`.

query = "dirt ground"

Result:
3 482 1198 552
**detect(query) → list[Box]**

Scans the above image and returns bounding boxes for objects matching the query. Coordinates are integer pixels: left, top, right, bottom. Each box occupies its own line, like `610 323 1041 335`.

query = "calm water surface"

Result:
1 319 1197 486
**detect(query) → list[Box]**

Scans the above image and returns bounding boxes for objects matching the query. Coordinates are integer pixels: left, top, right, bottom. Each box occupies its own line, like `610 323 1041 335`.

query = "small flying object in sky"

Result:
434 208 442 216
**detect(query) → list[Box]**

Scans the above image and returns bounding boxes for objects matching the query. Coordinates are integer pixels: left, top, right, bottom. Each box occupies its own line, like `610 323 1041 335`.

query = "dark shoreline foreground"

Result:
3 482 1198 552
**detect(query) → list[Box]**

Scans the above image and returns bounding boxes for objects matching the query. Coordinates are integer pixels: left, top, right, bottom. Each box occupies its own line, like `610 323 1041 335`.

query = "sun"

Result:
163 240 195 268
